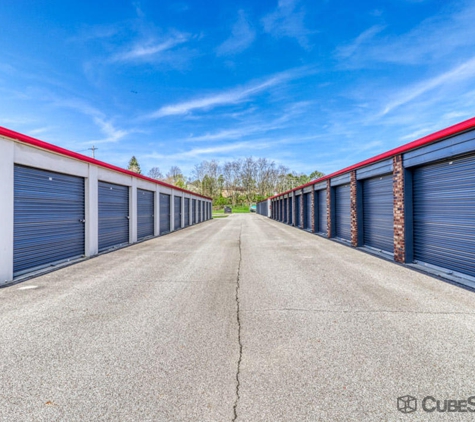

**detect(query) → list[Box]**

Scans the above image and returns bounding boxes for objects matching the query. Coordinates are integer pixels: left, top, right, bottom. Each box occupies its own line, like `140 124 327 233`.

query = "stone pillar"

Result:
311 188 315 233
393 155 406 263
350 171 358 247
326 180 332 238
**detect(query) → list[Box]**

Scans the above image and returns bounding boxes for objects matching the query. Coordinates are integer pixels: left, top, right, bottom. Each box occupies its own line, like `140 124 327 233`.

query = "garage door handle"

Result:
126 216 130 219
79 219 86 223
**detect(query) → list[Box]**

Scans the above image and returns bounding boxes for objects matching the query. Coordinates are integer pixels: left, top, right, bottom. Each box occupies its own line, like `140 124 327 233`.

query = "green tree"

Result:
309 170 325 180
128 156 141 174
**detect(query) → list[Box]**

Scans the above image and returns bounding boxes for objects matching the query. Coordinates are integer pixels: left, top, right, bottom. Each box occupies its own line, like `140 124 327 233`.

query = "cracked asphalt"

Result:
1 214 475 421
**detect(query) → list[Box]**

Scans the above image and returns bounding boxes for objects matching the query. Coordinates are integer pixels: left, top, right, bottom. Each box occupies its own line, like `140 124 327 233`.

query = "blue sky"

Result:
1 0 475 176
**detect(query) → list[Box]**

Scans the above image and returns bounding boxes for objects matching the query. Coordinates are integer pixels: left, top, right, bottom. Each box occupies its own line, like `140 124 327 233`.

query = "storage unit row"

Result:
258 119 475 288
0 130 212 284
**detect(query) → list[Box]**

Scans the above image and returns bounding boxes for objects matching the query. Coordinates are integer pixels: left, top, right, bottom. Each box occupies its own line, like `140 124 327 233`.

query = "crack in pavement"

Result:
232 224 243 422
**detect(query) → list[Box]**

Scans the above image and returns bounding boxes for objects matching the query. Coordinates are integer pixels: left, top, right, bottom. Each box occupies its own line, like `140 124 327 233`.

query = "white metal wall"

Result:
0 136 212 284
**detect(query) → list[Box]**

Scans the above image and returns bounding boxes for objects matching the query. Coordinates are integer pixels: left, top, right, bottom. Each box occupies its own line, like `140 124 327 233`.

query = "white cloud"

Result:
336 25 386 59
217 10 255 56
338 1 475 66
262 0 312 49
111 33 189 62
146 68 309 119
382 56 475 115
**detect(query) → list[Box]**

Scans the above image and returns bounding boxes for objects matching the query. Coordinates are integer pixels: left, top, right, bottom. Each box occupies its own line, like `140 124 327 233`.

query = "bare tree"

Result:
148 167 163 180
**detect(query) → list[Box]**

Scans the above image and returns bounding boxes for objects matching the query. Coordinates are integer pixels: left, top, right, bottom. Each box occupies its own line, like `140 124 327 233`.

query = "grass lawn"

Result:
213 206 250 214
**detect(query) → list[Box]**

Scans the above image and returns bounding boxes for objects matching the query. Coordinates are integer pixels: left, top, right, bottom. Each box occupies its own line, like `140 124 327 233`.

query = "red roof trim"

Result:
263 116 475 202
0 126 212 201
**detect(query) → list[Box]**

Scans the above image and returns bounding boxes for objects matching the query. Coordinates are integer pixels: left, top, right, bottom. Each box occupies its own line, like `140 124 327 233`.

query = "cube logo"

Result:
398 396 417 413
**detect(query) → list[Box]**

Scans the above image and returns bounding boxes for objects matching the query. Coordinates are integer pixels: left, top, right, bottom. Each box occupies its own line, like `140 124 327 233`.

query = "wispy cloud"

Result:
216 10 255 56
146 68 311 119
49 97 131 144
336 25 386 59
262 0 313 49
111 33 189 62
185 101 312 141
338 1 475 66
382 56 475 115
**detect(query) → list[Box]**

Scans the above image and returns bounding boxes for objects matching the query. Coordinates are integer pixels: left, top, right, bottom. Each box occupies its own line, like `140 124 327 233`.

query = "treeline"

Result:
127 156 324 205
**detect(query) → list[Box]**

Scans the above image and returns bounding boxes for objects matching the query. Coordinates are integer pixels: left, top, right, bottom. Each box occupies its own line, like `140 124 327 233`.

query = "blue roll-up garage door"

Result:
14 165 85 276
198 200 202 222
160 193 171 235
192 199 196 224
295 195 301 227
363 174 394 253
304 193 312 230
335 184 351 241
283 198 287 223
174 196 182 230
288 197 293 224
137 189 154 241
413 154 475 278
315 189 327 234
184 198 190 227
98 181 129 252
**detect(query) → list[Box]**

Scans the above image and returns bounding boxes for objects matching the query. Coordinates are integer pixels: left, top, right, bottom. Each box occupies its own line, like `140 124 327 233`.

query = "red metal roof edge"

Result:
261 116 475 203
0 126 212 201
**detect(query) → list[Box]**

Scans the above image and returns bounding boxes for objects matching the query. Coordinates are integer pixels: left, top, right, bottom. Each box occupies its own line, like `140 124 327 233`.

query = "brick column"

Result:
311 188 315 232
350 171 358 247
300 192 304 228
393 155 405 262
326 180 332 238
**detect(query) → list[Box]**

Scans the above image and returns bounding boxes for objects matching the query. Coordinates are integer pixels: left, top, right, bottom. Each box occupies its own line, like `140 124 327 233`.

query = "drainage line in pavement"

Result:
232 224 243 422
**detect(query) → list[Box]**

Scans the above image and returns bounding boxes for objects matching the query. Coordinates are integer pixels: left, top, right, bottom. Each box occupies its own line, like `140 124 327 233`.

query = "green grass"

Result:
213 206 250 214
211 214 229 218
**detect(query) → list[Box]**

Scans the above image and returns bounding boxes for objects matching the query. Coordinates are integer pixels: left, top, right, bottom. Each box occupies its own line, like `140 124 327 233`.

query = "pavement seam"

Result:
232 224 243 422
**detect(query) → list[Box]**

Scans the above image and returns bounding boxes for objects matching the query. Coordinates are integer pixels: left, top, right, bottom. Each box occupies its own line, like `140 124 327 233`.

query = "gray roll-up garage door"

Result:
363 174 393 253
98 181 129 252
316 189 327 234
335 184 351 240
295 195 301 227
160 193 171 235
137 189 154 240
304 193 312 230
185 198 190 227
14 165 85 276
174 196 182 230
198 200 202 222
192 199 196 224
413 154 475 278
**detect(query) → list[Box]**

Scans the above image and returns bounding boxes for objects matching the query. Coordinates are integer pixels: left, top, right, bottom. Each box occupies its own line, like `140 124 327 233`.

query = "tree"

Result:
166 166 186 188
128 156 141 174
148 167 163 180
309 170 325 180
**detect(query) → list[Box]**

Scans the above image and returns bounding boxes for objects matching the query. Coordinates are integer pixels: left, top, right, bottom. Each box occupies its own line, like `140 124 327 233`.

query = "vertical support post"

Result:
155 188 161 236
311 188 315 233
300 192 304 229
393 155 407 263
326 180 332 238
0 138 14 284
170 192 175 232
181 196 185 228
130 178 137 243
85 165 99 256
350 171 358 247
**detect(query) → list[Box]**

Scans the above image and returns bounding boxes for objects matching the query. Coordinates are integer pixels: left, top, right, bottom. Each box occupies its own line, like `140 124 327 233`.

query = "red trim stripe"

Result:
0 126 212 201
264 116 475 201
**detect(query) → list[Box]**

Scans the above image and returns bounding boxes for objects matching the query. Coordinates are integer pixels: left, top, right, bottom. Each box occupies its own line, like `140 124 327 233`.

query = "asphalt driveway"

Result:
1 214 474 421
